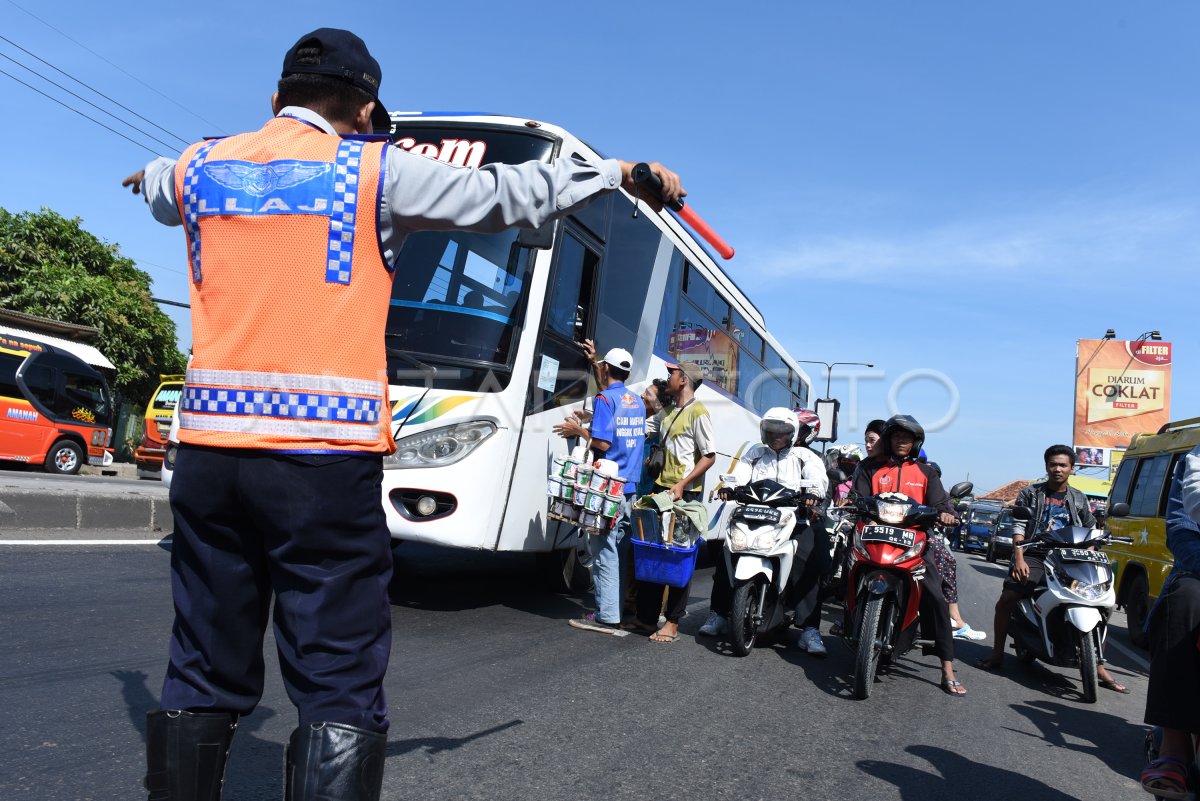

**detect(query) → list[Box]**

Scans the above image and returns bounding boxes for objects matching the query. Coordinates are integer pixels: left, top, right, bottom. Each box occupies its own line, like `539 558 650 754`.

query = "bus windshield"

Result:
152 383 182 411
387 228 527 372
385 124 557 391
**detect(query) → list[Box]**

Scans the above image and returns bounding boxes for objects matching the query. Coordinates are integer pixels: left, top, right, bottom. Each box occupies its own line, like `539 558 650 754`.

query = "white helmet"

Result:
760 407 798 447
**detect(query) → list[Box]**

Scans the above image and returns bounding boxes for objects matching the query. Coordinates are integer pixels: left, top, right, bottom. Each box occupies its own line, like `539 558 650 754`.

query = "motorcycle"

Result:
716 476 821 656
1007 502 1133 703
843 481 973 700
819 504 856 601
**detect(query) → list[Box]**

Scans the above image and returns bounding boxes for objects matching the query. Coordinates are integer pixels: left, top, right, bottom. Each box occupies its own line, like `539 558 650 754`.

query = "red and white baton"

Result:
631 163 735 260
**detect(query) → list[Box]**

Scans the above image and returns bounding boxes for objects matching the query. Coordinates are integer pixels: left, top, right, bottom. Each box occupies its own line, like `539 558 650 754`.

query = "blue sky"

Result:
1 1 1196 492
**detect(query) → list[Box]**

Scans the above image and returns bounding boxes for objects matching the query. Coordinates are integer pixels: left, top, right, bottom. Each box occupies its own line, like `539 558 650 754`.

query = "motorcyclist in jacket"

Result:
698 408 829 646
852 414 967 696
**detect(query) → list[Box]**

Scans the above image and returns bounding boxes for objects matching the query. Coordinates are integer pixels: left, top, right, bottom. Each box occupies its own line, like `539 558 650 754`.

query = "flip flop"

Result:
649 630 680 644
1140 756 1190 800
941 678 967 697
1099 677 1130 694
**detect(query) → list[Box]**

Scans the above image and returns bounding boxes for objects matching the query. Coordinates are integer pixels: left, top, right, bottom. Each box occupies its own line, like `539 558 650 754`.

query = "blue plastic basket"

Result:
631 537 705 588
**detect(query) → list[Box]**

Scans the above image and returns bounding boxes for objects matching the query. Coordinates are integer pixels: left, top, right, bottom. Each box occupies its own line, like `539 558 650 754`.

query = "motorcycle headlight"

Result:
876 501 908 525
730 529 747 550
1068 580 1110 601
755 529 778 550
384 420 497 469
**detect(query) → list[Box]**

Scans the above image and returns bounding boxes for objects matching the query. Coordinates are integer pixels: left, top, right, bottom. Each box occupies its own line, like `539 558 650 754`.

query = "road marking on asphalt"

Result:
0 539 170 545
1106 635 1151 672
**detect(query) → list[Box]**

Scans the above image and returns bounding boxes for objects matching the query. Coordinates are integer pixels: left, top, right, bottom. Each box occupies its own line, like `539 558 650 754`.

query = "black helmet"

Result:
882 414 925 459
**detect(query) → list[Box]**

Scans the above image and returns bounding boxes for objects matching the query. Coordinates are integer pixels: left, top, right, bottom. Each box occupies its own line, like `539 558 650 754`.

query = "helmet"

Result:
881 414 925 459
760 407 798 447
793 408 821 446
836 444 864 464
927 461 943 478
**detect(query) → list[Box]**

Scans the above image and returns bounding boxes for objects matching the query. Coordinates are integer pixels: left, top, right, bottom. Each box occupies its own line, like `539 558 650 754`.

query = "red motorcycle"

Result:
842 482 972 700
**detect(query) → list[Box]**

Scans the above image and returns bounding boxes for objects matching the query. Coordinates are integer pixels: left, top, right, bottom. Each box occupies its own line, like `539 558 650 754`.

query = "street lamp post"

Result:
795 360 875 401
795 360 874 450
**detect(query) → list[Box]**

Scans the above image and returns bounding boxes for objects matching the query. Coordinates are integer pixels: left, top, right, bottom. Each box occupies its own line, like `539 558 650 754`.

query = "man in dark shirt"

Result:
976 445 1127 691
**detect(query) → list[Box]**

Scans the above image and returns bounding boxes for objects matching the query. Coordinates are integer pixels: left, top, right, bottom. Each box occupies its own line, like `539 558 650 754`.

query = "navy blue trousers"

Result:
162 445 393 733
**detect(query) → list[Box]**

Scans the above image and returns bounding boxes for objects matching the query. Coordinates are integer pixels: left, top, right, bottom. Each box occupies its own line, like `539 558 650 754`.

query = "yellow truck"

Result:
1106 417 1200 648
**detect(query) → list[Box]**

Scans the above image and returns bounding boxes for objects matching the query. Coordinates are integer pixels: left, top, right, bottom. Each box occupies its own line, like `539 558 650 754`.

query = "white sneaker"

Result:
698 612 728 637
953 624 987 641
799 627 827 657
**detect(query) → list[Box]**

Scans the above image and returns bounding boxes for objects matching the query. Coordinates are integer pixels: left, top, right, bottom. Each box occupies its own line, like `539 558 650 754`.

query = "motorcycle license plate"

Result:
860 525 915 547
1059 548 1109 564
739 505 781 524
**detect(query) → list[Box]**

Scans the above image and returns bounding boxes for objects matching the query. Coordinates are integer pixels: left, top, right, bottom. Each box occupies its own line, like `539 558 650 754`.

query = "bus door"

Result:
503 220 605 551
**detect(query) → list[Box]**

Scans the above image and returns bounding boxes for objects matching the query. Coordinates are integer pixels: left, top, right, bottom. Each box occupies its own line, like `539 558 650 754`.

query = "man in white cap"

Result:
555 340 646 632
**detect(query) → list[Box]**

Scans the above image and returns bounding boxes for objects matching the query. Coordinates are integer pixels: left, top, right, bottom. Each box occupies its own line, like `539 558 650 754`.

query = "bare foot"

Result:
649 622 679 643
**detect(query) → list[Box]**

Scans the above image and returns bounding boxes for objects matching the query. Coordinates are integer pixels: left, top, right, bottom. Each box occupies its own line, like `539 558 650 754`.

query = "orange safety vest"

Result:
173 116 395 453
871 460 929 503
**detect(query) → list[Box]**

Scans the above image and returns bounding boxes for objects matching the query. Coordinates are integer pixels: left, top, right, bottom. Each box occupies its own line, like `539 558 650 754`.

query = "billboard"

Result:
1073 338 1172 463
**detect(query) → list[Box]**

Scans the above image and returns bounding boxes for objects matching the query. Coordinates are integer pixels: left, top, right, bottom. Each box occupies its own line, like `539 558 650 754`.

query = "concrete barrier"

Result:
0 474 170 538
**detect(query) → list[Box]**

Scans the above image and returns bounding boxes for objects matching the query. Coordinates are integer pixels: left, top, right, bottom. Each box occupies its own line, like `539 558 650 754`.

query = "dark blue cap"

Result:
282 28 390 132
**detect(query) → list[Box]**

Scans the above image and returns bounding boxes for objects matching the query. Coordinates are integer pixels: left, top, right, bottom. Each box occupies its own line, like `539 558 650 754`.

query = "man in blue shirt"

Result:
555 345 645 632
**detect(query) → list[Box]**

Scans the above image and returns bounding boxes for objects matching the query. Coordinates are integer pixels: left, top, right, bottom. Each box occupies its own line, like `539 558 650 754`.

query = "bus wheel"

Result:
538 546 591 594
45 439 83 475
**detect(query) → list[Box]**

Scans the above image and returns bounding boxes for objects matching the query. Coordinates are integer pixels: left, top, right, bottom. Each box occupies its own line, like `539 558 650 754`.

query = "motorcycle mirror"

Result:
1108 502 1130 518
1012 505 1033 521
948 481 974 499
827 468 848 484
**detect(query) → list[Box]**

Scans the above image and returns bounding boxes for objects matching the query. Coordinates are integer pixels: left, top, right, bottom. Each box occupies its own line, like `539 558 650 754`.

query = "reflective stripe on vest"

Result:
181 368 384 443
181 139 220 282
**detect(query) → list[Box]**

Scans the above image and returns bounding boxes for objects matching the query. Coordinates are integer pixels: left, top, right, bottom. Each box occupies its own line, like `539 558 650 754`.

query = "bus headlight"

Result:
384 420 497 469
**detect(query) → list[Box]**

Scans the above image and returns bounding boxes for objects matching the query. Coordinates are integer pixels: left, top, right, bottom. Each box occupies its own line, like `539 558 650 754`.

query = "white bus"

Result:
381 112 813 589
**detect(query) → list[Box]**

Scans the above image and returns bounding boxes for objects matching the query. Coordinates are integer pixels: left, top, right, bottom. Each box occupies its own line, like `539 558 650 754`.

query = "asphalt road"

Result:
0 539 1150 801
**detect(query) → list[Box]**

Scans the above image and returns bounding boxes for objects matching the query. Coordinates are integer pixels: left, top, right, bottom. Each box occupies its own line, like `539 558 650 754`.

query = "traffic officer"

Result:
123 28 684 801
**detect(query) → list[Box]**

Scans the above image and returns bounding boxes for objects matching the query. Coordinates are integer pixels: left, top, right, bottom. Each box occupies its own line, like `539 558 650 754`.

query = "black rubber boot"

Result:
285 722 386 801
144 709 238 801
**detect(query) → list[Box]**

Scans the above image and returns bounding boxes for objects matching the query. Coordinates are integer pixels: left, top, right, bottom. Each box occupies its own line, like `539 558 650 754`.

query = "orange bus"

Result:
0 332 114 474
134 374 184 480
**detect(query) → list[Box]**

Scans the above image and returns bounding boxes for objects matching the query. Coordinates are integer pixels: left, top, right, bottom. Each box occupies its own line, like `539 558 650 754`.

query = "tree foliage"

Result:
0 207 186 403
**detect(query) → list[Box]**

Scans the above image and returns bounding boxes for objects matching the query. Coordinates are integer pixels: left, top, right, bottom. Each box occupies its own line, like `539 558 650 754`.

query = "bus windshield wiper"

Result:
385 340 437 379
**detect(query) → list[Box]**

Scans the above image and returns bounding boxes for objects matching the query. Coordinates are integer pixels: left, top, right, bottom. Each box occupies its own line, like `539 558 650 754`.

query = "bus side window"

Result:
530 229 600 414
594 195 661 355
653 251 683 355
0 354 21 398
21 363 58 415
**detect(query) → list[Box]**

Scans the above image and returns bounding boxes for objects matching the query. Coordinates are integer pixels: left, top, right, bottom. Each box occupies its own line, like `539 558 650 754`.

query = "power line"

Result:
0 48 182 154
130 256 188 278
0 65 162 157
5 0 228 135
0 33 192 148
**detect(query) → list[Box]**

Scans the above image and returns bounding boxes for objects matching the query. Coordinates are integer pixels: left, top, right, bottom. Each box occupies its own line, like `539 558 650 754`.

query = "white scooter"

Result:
1007 502 1132 703
716 475 821 656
